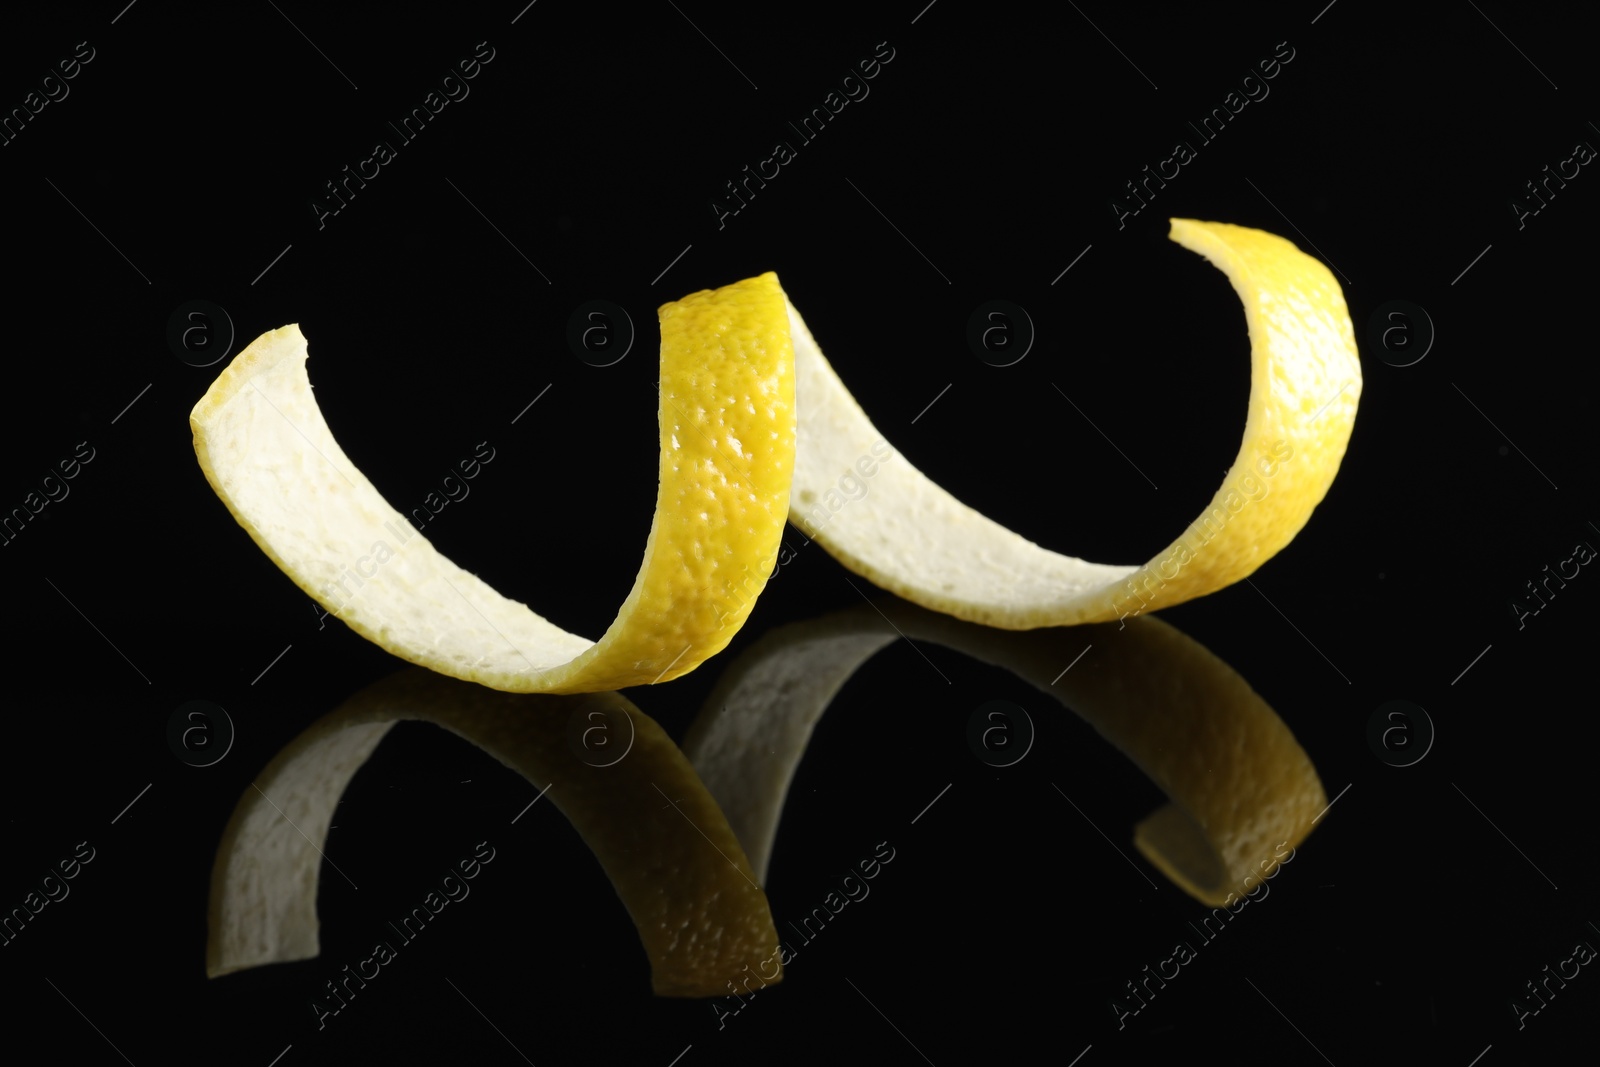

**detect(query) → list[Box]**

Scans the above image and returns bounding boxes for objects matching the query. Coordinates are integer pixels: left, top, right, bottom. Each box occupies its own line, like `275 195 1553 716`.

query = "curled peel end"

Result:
787 219 1361 629
190 271 795 693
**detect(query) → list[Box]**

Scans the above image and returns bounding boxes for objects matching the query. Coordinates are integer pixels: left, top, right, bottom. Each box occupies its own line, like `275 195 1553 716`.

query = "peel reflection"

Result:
683 599 1326 908
206 669 780 997
209 598 1326 1002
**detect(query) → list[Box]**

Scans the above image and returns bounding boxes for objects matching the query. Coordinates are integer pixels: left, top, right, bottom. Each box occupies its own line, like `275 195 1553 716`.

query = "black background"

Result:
1 2 1597 1064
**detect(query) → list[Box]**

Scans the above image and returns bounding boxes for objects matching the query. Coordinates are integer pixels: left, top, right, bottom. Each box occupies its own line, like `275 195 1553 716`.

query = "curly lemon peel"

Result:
192 221 1359 694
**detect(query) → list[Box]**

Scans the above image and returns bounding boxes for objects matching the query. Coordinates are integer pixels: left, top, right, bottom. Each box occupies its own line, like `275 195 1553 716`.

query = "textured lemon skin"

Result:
598 271 797 685
1117 220 1361 620
190 274 793 693
786 219 1361 628
207 668 781 996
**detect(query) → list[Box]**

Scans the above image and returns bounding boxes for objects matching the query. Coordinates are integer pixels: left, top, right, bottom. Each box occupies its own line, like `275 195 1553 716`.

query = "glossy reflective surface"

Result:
3 4 1596 1064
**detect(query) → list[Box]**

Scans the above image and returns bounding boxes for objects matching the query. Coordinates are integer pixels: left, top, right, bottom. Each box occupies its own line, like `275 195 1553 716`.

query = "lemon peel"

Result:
190 273 794 693
193 221 1357 692
682 599 1325 906
787 218 1361 628
207 668 780 996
